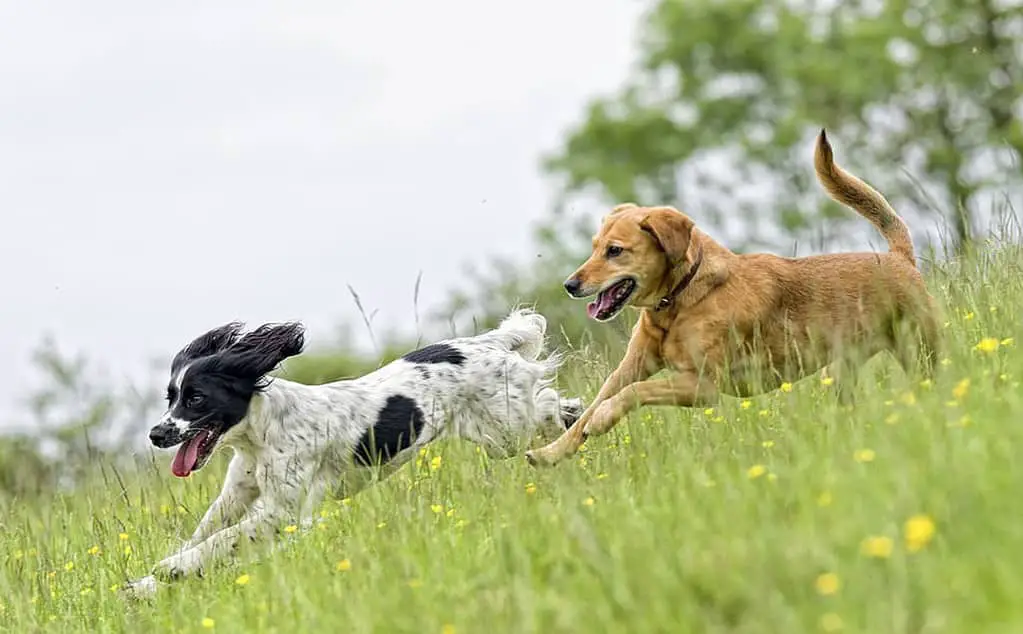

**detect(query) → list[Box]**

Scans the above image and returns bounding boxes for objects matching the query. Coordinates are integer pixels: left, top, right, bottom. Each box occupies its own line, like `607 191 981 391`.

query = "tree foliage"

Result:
546 0 1023 253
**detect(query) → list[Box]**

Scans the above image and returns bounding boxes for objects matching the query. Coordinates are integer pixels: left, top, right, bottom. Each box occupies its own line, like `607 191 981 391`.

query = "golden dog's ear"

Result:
610 202 639 215
639 207 693 263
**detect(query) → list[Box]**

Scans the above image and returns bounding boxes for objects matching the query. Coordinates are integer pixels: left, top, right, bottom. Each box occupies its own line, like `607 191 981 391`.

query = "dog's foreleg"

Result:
582 371 719 437
182 453 259 549
152 500 283 581
526 333 660 467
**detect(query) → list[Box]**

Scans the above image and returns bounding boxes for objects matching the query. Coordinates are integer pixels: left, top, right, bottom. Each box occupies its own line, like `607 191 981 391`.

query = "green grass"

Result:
2 245 1022 634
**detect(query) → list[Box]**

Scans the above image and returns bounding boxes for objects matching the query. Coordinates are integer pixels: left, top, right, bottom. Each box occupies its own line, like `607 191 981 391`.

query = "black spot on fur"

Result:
402 343 466 366
354 395 426 467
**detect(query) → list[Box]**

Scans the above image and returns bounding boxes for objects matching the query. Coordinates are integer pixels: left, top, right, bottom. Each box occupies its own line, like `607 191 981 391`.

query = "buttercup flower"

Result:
820 613 843 632
815 572 840 596
952 379 970 402
904 515 936 552
747 465 767 479
202 617 215 629
860 536 893 559
854 449 875 463
780 382 793 393
975 337 1000 353
336 559 352 571
235 574 250 586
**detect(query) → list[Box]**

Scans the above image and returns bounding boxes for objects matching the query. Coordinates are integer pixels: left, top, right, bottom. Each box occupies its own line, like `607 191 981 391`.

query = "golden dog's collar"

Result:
655 246 704 312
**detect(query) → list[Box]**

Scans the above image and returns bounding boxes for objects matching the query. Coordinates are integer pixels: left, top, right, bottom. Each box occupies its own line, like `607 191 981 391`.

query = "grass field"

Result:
1 245 1022 633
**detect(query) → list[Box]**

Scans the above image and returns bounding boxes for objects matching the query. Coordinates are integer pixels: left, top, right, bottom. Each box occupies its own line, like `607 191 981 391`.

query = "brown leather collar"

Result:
654 246 704 312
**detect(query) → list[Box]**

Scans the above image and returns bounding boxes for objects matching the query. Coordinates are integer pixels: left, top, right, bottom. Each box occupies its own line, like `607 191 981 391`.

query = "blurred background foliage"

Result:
3 0 1020 497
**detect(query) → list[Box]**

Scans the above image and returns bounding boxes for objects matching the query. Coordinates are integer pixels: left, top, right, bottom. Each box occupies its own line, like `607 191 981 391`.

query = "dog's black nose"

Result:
564 278 582 296
149 425 172 447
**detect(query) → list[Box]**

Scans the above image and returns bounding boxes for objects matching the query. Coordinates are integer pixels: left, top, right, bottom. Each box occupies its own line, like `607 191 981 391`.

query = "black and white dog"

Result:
125 309 582 598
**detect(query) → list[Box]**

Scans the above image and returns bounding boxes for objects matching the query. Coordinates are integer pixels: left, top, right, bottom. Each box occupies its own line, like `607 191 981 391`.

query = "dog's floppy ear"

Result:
218 322 306 382
639 207 694 264
172 322 246 372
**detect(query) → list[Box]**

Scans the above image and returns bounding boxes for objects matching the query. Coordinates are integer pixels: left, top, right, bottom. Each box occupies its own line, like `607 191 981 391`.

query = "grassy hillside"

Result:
1 244 1021 634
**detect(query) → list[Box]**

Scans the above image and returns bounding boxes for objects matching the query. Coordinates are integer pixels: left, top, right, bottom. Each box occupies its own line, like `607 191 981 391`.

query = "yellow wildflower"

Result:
952 378 970 402
235 574 250 586
202 617 215 628
64 562 74 572
780 382 793 393
430 456 442 470
820 613 843 632
762 440 774 448
904 514 936 552
284 525 298 534
860 536 893 559
336 559 352 572
703 407 715 416
524 483 537 495
431 504 444 514
975 338 1000 353
583 497 595 506
442 625 456 634
815 572 840 596
118 532 129 541
820 376 834 387
853 449 875 463
747 464 767 479
740 399 752 409
87 546 101 556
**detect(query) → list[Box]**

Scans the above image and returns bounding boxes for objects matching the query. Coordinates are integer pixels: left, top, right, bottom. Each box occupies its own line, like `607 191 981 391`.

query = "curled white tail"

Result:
494 308 547 361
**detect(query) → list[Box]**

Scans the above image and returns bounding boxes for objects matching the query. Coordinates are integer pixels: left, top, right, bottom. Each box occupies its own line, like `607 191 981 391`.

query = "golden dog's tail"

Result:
814 129 915 264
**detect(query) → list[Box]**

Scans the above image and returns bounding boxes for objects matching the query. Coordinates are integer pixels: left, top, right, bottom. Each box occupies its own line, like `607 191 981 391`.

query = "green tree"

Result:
440 0 1022 344
545 0 1022 254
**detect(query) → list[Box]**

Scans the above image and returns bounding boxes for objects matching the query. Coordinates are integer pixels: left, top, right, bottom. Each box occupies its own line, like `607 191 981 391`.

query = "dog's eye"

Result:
605 245 624 258
185 393 205 408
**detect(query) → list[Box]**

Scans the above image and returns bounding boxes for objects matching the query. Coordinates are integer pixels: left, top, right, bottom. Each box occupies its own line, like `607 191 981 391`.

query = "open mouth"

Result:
587 278 636 322
170 429 220 478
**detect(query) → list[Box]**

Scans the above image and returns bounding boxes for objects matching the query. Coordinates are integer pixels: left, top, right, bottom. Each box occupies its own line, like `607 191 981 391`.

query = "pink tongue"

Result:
586 292 616 320
171 430 210 478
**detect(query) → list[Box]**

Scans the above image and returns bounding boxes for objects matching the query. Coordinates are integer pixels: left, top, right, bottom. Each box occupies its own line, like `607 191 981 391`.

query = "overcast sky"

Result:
0 1 647 424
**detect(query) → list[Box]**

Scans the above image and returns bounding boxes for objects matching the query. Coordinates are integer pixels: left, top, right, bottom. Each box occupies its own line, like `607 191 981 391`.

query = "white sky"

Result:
0 1 647 424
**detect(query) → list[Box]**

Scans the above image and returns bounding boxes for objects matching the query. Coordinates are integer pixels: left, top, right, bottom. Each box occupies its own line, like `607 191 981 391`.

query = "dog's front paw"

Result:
153 548 204 581
121 575 159 601
525 444 566 468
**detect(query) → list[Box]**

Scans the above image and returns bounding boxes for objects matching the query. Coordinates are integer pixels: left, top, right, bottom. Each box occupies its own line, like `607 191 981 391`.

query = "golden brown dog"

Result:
525 129 941 467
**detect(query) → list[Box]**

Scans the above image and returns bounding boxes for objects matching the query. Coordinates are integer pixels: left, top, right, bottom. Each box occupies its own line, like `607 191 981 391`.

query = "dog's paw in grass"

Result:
121 575 159 601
